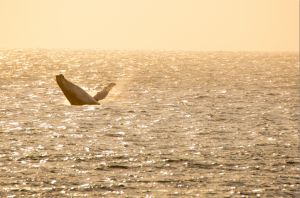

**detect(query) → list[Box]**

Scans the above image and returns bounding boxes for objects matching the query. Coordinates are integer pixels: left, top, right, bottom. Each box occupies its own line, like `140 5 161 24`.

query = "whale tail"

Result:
93 82 116 101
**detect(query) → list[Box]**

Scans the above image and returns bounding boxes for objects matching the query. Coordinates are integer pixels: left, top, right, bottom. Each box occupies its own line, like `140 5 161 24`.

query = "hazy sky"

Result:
0 0 298 51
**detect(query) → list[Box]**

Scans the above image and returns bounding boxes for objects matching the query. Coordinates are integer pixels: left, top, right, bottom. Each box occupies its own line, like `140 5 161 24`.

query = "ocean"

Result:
0 49 299 197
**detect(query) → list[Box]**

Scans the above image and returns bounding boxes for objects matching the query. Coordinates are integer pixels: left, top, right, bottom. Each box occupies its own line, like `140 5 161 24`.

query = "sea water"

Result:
0 49 299 197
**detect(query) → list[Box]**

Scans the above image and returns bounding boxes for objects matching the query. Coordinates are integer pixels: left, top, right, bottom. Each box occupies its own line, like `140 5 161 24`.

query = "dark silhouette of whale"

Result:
56 74 116 105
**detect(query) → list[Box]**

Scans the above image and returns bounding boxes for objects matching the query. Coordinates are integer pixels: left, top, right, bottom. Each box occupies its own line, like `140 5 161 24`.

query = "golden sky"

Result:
0 0 298 51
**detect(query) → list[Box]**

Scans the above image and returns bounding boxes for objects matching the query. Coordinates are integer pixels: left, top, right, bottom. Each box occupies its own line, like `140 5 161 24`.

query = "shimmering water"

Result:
0 49 299 197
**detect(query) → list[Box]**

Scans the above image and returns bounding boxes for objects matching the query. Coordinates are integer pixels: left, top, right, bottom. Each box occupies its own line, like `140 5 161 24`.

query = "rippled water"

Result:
0 49 299 197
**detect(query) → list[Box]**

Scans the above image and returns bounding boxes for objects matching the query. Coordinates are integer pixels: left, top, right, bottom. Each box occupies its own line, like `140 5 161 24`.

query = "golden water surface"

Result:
0 49 299 197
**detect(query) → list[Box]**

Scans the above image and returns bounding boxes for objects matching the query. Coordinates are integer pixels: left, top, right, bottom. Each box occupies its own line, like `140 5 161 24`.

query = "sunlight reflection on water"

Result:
0 49 299 197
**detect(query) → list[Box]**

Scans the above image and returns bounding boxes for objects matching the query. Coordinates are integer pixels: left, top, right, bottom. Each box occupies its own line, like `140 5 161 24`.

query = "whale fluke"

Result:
56 74 116 105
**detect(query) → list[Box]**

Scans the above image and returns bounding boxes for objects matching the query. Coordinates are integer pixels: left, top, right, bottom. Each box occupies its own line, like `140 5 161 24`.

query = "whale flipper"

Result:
93 82 116 101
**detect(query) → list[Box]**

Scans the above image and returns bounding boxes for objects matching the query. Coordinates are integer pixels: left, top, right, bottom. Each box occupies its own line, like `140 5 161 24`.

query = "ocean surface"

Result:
0 49 299 197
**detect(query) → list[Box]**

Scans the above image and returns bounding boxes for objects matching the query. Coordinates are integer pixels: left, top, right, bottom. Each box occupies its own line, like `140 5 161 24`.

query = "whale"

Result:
56 74 116 105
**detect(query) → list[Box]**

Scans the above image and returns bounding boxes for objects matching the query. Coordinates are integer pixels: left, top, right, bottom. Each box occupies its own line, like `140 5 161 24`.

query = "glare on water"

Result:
0 49 299 197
